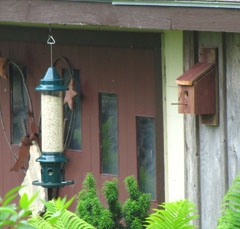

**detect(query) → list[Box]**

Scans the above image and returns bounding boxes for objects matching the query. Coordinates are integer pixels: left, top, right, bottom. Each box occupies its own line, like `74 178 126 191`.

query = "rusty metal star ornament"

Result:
64 78 78 110
10 136 31 172
11 111 39 172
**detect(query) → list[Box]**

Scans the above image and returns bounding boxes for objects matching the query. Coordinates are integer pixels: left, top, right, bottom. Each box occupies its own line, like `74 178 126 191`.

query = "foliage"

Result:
76 174 151 229
123 176 151 229
29 196 94 229
103 178 123 229
102 117 114 155
76 173 114 229
0 186 38 229
139 165 156 200
217 173 240 228
101 117 118 174
145 199 199 229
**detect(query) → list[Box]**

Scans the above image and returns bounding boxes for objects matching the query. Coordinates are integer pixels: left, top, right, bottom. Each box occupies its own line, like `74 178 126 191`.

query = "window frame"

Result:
9 64 28 145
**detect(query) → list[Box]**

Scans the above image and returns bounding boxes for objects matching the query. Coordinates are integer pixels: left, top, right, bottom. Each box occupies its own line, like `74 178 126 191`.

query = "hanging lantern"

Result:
33 36 73 188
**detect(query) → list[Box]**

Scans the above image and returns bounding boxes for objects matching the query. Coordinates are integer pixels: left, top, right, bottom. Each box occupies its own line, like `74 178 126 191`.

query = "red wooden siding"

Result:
0 36 163 210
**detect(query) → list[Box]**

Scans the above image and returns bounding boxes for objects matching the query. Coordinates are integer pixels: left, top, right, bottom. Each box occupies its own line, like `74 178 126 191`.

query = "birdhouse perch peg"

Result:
176 47 218 126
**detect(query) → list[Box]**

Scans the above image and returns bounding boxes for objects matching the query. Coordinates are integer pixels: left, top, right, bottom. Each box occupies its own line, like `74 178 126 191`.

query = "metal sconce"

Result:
33 35 74 188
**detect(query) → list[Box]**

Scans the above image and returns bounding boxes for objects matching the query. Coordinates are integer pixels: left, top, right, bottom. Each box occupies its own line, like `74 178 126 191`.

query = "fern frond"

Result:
217 173 240 229
61 209 95 229
43 200 58 219
28 215 53 229
28 197 96 229
145 200 199 229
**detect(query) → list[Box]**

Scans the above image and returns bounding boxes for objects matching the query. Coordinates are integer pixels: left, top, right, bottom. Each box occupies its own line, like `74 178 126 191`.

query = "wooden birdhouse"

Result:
176 47 218 125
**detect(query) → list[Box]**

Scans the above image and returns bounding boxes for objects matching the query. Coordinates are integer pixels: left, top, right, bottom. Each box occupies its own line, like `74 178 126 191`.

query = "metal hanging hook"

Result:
47 35 55 45
47 23 55 67
47 34 55 67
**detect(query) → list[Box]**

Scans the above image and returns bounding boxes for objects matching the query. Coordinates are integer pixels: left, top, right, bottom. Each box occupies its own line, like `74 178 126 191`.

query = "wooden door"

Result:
61 46 164 207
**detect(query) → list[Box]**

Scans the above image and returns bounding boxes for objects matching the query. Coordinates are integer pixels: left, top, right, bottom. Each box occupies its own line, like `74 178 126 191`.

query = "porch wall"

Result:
184 32 240 228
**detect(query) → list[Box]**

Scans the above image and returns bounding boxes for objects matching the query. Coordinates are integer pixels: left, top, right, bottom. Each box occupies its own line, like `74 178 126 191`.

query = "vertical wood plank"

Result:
183 31 201 228
226 33 240 187
0 72 3 196
164 31 185 202
198 32 227 229
154 44 165 205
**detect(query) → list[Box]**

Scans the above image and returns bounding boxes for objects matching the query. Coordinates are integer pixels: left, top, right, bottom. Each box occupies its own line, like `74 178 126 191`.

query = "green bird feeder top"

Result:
35 67 68 91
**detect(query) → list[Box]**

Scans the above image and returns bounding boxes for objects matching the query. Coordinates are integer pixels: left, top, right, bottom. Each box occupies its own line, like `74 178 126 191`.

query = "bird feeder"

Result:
33 36 74 188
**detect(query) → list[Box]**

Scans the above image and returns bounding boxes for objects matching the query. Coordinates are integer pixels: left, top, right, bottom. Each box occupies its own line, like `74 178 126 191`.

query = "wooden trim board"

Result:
0 25 162 48
1 0 240 32
199 47 219 126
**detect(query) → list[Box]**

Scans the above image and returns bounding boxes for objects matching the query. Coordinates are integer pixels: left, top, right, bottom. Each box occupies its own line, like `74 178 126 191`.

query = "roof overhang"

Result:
113 0 240 9
0 0 240 32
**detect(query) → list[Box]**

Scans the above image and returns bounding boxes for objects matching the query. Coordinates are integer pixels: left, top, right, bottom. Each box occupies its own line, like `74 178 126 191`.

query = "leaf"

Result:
56 197 65 210
21 210 32 219
63 196 75 211
61 209 96 229
4 186 23 199
0 220 15 227
19 193 29 210
28 215 53 229
48 211 61 225
28 191 39 207
145 200 199 229
217 173 240 228
0 207 17 215
17 223 36 229
28 197 96 229
2 193 18 206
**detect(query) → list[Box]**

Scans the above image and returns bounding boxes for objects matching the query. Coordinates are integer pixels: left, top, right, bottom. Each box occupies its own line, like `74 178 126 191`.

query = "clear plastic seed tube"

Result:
41 91 63 153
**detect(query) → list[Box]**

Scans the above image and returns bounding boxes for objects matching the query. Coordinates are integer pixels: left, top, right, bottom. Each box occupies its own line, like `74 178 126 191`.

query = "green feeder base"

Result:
32 180 74 188
33 152 74 188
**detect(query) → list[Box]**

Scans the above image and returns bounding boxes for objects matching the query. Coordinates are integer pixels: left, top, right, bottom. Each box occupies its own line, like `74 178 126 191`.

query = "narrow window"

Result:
137 116 156 200
63 69 82 150
10 65 28 145
99 93 118 175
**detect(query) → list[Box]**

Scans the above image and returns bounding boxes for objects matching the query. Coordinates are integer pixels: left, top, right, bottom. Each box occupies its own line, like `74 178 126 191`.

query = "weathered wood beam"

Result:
183 31 200 228
0 0 240 32
198 32 227 229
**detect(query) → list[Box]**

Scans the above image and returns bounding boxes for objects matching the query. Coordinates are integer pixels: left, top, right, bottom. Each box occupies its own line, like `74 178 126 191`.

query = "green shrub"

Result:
123 176 151 229
103 178 123 229
76 173 114 229
145 199 199 229
76 174 151 229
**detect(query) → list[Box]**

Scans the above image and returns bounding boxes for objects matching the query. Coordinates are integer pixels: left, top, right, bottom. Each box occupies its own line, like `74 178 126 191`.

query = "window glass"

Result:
137 116 156 200
10 65 28 145
99 93 118 175
63 69 82 150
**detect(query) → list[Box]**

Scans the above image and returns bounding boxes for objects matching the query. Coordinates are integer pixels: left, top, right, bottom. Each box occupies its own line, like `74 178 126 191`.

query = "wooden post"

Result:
198 32 227 229
183 31 201 228
225 33 239 188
